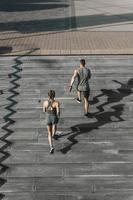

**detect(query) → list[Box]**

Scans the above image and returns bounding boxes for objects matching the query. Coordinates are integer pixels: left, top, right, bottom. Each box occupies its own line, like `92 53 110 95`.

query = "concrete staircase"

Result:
0 56 133 200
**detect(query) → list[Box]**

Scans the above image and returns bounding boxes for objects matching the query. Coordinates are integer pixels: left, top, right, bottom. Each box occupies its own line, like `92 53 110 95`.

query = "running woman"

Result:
43 90 60 153
69 59 91 117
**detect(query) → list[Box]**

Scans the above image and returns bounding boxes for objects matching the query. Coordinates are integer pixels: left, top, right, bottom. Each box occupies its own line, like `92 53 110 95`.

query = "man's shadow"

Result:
58 78 133 154
91 78 133 111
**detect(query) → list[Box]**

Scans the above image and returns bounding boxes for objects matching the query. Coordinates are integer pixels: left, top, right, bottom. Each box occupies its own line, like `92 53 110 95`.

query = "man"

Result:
69 59 91 117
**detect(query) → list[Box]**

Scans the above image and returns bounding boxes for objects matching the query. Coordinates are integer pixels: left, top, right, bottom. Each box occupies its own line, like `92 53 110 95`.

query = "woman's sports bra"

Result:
46 100 56 115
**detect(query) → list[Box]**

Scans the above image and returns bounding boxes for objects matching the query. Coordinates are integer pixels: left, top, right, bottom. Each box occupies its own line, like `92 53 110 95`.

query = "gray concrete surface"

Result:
0 55 133 200
0 0 133 31
73 0 133 31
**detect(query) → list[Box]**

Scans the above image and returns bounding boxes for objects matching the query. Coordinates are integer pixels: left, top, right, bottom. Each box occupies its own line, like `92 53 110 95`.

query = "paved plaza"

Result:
0 55 133 200
0 0 133 54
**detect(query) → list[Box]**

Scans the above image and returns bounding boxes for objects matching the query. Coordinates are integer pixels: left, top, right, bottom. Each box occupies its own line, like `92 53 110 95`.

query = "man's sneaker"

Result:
76 98 82 103
50 147 54 154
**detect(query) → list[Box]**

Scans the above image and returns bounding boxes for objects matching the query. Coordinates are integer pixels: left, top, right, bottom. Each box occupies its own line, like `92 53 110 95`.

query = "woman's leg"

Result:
47 125 53 148
52 124 57 137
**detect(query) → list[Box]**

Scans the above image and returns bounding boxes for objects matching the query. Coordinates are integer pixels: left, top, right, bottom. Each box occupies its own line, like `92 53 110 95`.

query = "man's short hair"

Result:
80 59 85 66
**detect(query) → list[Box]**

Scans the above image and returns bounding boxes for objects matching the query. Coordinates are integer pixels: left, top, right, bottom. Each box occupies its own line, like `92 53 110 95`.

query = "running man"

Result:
69 59 91 117
43 90 60 154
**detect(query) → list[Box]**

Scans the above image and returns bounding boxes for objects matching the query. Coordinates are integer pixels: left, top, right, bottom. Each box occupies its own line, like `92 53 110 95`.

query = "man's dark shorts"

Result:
78 89 90 99
83 90 90 98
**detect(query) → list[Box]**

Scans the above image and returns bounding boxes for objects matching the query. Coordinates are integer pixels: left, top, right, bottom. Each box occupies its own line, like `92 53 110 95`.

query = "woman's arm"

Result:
43 101 47 112
56 101 60 118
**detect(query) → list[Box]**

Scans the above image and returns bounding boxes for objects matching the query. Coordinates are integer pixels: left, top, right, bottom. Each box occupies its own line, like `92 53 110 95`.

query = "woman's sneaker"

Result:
50 147 54 154
84 113 89 118
84 112 93 118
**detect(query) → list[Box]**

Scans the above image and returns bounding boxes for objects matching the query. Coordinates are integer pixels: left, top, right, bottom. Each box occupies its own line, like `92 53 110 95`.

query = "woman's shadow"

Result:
57 78 133 154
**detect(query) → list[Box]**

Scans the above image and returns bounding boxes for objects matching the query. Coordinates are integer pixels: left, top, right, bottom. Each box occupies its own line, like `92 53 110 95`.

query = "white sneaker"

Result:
76 98 82 103
50 147 54 154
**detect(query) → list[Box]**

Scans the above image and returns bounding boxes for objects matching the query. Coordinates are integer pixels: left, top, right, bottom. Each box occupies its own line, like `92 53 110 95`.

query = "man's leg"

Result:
83 91 90 114
76 90 82 103
77 91 81 100
84 97 89 114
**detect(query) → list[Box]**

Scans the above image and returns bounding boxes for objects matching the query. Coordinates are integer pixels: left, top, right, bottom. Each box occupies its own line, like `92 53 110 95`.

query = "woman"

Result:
43 90 60 154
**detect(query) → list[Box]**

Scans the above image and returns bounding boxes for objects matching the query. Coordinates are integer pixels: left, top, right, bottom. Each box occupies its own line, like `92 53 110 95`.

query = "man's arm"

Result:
69 70 78 92
88 69 91 79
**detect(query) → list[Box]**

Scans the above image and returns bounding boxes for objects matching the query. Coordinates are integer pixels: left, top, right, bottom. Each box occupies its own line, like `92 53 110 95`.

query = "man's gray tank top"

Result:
77 67 91 91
